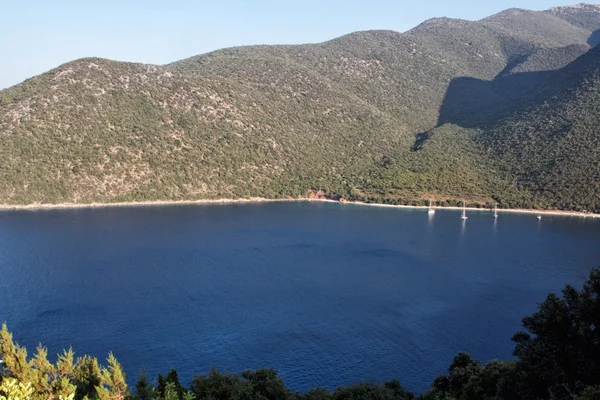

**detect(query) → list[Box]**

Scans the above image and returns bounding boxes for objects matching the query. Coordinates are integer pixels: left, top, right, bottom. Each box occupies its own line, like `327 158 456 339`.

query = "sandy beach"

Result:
0 197 598 218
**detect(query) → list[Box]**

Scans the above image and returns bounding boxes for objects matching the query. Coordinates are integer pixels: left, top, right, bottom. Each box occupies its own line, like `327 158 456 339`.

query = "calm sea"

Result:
0 202 598 393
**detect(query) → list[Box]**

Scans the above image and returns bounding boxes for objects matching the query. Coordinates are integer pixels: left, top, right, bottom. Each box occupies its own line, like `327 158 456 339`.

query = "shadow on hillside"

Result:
410 69 552 151
589 29 600 47
411 131 430 151
435 69 554 129
411 40 598 151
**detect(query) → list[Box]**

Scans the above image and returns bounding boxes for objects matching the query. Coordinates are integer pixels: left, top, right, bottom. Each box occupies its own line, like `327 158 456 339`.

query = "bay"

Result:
0 202 598 393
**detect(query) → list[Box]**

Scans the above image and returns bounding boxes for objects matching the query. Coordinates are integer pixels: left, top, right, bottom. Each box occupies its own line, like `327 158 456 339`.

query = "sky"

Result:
0 0 582 89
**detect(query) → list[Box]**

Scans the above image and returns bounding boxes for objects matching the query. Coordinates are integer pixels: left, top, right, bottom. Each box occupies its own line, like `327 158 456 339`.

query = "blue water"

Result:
0 202 598 393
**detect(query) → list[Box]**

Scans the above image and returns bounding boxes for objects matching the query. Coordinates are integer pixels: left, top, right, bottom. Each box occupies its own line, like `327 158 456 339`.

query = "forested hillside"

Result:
1 4 599 210
424 44 600 210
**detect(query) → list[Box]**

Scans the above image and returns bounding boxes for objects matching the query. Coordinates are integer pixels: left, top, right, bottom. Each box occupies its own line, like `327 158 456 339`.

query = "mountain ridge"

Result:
1 4 600 211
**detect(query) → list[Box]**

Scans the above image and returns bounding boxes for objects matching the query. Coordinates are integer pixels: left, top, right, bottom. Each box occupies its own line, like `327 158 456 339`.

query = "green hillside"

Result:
472 45 600 211
1 4 599 210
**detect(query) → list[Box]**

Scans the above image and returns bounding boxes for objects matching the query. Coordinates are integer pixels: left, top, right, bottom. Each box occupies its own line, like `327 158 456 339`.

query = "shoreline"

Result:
0 197 598 218
339 201 600 218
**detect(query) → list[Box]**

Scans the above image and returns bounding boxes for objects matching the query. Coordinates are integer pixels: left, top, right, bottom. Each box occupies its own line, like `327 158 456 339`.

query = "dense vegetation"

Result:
440 44 600 211
1 267 599 399
0 4 599 211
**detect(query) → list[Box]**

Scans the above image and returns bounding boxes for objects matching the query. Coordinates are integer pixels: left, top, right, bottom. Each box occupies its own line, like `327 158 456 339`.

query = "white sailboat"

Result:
461 201 468 220
428 200 436 215
493 204 498 219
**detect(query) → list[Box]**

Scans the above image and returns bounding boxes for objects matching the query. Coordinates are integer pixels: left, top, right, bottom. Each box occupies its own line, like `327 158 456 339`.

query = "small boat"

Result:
461 201 468 220
428 200 436 215
537 215 542 220
493 204 498 219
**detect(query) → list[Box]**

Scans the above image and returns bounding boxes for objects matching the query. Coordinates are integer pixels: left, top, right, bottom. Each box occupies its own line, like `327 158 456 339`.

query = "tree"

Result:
511 268 600 399
331 381 414 400
0 378 35 400
157 369 185 399
241 369 292 400
74 355 102 399
574 386 600 400
0 324 128 400
425 353 506 400
135 372 154 400
96 353 128 400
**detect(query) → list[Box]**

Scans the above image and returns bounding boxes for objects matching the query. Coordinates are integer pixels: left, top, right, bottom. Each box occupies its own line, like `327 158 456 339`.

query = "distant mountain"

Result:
1 4 599 210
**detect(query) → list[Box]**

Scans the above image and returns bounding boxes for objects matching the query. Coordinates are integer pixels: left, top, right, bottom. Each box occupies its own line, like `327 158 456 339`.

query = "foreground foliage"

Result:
1 267 599 399
0 328 126 399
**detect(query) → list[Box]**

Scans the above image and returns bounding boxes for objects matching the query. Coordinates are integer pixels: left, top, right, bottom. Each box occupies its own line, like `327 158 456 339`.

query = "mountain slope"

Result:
480 45 600 211
546 3 600 32
170 5 600 132
1 4 600 209
426 45 600 211
482 7 593 45
546 3 600 45
0 58 410 204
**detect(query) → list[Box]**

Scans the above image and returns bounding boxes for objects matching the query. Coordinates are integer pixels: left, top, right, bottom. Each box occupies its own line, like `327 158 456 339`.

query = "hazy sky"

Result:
0 0 582 89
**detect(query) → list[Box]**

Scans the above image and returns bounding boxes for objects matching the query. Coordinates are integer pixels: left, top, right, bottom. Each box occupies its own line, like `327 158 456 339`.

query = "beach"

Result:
0 197 597 218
